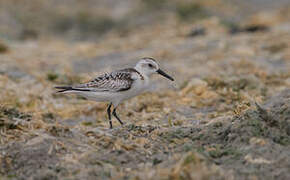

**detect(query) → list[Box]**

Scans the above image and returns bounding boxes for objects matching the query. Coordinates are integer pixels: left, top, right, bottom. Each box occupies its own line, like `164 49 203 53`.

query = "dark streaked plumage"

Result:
55 68 142 93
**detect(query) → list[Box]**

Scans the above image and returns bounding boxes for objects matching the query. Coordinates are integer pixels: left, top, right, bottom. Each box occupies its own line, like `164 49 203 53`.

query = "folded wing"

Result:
55 68 136 93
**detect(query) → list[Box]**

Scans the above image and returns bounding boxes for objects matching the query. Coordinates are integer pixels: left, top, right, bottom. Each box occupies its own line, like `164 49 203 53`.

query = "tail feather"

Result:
55 86 73 93
55 86 91 93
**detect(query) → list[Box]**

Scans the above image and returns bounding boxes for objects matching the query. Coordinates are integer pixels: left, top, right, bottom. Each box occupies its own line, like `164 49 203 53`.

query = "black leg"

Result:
112 108 123 125
107 103 113 129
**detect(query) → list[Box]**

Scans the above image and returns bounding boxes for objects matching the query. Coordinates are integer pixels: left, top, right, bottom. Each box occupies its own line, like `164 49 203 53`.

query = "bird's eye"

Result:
148 64 153 68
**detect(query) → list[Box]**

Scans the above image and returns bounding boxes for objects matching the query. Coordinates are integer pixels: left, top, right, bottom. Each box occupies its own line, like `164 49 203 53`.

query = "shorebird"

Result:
55 57 174 129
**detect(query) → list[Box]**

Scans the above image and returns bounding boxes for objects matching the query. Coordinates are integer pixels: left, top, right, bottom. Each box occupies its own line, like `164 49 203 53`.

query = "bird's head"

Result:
135 57 174 81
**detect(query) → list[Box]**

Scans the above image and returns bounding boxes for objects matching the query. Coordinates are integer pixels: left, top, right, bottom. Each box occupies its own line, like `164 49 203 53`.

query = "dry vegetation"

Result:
0 0 290 179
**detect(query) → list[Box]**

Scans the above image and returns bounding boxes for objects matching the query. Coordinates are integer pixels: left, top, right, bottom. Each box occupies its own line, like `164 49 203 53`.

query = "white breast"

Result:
119 75 149 101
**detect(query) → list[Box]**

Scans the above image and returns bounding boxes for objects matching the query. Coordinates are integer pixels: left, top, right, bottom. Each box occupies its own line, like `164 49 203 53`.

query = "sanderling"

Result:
55 57 174 129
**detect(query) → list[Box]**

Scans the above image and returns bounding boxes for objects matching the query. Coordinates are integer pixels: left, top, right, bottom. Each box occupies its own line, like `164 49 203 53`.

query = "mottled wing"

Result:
74 68 136 92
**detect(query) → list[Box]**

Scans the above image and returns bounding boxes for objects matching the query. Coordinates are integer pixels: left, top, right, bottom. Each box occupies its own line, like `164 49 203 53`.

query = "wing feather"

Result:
73 68 137 92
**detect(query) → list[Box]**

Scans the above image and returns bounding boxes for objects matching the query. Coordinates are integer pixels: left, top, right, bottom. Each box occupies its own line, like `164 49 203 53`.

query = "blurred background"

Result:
1 0 289 85
0 0 290 40
1 1 290 180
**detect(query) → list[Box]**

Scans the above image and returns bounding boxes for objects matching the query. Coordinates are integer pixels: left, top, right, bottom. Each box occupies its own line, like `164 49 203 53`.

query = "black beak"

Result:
157 69 174 81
